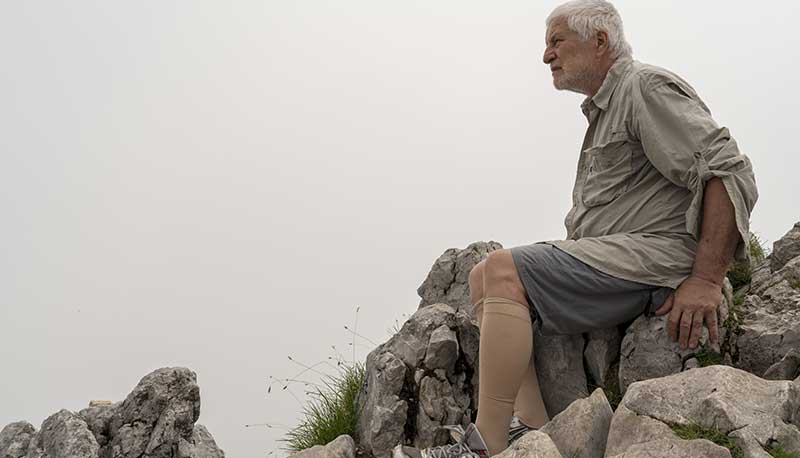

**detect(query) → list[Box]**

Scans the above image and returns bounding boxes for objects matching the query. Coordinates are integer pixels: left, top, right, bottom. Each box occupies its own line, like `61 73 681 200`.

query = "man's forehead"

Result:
545 18 569 41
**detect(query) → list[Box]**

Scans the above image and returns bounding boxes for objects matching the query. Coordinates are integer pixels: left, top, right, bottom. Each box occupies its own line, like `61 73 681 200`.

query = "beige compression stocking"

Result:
474 299 549 431
474 296 533 456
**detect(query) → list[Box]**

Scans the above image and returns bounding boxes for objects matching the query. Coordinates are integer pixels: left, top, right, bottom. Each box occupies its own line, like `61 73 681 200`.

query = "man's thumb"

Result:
654 293 674 316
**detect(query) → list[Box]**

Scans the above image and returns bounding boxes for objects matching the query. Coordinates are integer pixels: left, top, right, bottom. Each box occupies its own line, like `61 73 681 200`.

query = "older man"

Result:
394 1 758 457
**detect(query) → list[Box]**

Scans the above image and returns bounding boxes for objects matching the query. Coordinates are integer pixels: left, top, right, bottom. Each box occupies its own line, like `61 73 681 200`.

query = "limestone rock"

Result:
105 367 202 458
609 365 800 457
607 438 732 457
763 348 800 380
355 304 477 458
0 422 36 458
751 256 800 297
584 327 621 388
77 402 119 447
771 222 800 272
534 331 588 417
1 368 224 458
605 404 677 457
424 325 459 377
417 241 502 313
618 314 706 393
495 430 563 458
354 351 408 458
178 425 226 458
736 292 800 377
24 410 99 458
288 435 355 458
539 388 612 458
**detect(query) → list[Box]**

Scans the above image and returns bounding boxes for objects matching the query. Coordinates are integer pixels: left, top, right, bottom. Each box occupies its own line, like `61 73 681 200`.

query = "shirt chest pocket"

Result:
582 130 634 207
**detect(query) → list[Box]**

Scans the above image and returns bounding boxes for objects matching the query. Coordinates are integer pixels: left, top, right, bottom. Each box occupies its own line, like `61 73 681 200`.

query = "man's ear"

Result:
595 30 609 54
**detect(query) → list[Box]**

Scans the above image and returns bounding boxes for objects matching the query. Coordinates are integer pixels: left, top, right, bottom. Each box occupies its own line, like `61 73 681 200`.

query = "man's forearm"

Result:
691 177 741 286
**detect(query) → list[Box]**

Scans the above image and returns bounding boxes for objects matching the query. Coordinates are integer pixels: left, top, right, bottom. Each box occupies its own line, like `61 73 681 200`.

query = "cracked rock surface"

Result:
23 409 99 458
288 435 355 458
0 422 36 458
0 368 225 458
355 304 477 458
540 388 613 458
417 241 502 314
606 365 800 458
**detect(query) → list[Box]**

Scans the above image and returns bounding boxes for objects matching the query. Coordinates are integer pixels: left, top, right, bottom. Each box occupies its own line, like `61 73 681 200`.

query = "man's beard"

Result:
554 63 600 95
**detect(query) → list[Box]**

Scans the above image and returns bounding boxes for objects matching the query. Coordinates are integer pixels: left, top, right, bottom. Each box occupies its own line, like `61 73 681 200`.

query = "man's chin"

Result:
553 79 584 95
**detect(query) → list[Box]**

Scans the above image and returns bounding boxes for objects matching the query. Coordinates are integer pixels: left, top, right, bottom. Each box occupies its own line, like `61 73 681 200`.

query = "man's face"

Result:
543 18 600 94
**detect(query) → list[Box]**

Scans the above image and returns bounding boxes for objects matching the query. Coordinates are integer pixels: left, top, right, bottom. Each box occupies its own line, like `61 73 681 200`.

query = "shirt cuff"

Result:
683 154 758 263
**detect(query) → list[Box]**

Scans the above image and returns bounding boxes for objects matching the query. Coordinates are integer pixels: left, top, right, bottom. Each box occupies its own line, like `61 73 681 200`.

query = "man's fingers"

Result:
654 293 674 316
706 309 719 347
679 310 693 349
688 312 704 349
667 304 682 342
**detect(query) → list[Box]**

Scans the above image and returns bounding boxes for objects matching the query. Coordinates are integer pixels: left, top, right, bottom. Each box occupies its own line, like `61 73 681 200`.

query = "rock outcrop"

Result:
417 241 502 314
606 365 800 457
288 435 355 458
354 304 478 458
0 422 36 458
351 222 800 458
0 368 224 458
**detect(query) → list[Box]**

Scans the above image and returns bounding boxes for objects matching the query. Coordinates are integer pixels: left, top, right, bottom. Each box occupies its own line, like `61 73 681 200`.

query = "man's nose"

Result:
543 47 555 65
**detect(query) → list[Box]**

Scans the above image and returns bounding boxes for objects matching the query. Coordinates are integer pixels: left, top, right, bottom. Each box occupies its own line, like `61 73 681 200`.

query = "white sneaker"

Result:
393 423 490 458
507 416 536 445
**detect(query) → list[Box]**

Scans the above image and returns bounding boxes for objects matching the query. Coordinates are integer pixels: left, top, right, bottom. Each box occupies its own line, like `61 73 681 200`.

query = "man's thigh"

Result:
510 243 672 336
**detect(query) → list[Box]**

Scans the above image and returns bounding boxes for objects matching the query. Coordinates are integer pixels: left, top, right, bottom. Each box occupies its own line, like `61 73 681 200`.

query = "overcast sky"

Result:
1 1 797 457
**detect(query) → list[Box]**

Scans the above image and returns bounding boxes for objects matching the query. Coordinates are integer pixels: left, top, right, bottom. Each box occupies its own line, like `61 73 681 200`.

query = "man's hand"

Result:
653 276 722 350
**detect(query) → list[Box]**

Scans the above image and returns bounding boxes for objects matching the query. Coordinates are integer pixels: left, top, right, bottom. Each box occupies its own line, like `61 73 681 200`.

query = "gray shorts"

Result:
509 243 673 336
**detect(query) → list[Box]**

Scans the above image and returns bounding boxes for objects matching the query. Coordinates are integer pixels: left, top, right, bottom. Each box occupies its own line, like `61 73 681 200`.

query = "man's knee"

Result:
484 249 528 304
468 261 486 300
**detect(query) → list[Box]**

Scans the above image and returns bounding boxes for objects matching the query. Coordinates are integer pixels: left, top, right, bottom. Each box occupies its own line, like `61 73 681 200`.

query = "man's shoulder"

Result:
622 60 700 99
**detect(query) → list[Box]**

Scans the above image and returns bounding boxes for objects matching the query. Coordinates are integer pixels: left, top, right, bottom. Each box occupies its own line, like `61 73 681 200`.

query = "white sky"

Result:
1 1 797 457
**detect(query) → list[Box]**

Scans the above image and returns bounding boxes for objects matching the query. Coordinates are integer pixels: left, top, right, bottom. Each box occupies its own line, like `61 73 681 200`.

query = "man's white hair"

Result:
546 0 633 59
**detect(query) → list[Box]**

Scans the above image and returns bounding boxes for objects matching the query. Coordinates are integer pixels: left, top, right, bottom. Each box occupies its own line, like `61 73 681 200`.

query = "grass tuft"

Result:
670 422 743 458
727 232 767 290
694 347 724 367
280 361 367 453
766 443 800 458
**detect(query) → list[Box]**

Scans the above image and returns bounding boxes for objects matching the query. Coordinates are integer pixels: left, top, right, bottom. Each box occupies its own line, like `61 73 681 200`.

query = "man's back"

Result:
546 57 758 289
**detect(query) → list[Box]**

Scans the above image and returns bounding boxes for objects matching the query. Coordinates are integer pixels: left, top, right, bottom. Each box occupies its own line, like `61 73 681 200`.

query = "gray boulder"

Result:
750 255 800 296
24 410 99 458
104 367 202 458
728 223 800 380
771 222 800 272
617 314 708 393
178 425 226 458
606 365 800 458
355 304 477 458
287 435 355 458
763 349 800 380
417 241 502 313
0 422 36 458
534 332 589 417
618 279 732 394
539 388 613 458
77 402 119 448
735 286 800 377
1 368 225 458
495 430 563 458
584 327 622 388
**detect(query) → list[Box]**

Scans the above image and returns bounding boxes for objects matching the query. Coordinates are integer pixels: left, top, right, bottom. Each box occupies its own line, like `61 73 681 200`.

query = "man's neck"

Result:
584 57 616 98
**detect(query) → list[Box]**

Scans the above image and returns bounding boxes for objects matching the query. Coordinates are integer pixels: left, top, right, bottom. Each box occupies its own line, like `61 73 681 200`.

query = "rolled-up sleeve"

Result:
631 75 759 262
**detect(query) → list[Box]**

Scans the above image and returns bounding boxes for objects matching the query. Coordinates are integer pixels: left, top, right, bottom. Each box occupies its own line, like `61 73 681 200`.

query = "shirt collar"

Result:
581 56 633 115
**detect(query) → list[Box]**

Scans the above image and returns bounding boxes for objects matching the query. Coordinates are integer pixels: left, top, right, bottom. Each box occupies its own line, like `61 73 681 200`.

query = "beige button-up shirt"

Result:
546 57 758 289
